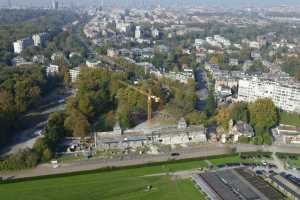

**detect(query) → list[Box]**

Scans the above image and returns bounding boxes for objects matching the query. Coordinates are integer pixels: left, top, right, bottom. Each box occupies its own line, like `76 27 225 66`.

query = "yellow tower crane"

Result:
118 81 160 128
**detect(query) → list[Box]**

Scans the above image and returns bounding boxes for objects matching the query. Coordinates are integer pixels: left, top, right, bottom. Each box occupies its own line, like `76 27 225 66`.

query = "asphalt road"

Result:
3 143 300 179
0 144 233 179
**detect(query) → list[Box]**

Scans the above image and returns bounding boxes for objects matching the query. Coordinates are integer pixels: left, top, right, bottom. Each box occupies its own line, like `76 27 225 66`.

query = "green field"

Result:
1 159 209 200
279 112 300 126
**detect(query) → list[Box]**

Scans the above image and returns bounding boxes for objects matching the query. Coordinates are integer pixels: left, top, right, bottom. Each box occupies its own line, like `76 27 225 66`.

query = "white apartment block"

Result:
238 77 300 113
46 64 60 76
13 37 33 54
214 35 231 47
135 26 141 39
69 67 81 83
32 32 48 47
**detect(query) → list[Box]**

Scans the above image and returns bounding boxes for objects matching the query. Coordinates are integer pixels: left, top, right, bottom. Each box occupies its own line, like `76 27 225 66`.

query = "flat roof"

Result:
271 175 300 199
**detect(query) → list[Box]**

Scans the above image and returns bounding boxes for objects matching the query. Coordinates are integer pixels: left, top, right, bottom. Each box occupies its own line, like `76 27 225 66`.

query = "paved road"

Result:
0 92 71 156
3 143 300 179
0 144 233 179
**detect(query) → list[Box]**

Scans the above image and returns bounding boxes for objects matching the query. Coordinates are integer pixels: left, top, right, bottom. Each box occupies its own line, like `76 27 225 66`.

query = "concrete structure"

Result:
197 169 267 200
214 35 231 47
69 67 80 83
46 64 59 76
32 33 48 47
274 125 300 144
135 26 142 39
13 37 33 54
52 0 59 10
95 119 207 151
11 56 33 66
151 28 160 38
238 77 300 113
86 59 101 68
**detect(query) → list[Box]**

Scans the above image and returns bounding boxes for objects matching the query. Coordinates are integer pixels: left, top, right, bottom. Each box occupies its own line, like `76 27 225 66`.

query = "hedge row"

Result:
275 152 300 158
0 153 238 184
240 151 272 158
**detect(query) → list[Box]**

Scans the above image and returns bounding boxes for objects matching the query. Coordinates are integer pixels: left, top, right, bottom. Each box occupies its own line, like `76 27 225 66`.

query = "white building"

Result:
32 32 48 47
214 35 231 47
135 26 142 39
238 77 300 113
46 64 59 76
86 59 101 68
195 39 204 48
69 67 81 83
13 37 33 54
151 28 160 38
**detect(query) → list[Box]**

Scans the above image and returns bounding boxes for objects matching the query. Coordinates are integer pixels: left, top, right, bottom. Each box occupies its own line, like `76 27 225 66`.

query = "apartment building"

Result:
238 77 300 113
13 37 33 54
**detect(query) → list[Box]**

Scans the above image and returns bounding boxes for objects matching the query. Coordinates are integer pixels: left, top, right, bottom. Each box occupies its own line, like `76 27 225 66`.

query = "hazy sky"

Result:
1 0 300 8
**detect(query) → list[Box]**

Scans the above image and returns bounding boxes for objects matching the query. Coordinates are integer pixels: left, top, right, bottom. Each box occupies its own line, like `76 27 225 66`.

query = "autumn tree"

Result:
215 106 231 131
64 110 90 138
248 98 278 130
230 102 249 123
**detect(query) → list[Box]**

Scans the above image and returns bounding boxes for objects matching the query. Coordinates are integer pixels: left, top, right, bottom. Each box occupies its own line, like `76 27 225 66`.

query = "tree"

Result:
248 98 278 130
230 102 249 123
64 110 90 138
205 90 216 117
185 111 207 125
215 106 231 131
44 112 65 148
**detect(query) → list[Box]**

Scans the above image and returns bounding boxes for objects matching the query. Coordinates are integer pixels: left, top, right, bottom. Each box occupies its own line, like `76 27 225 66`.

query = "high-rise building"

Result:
32 33 48 47
135 26 141 39
13 37 33 54
52 0 59 10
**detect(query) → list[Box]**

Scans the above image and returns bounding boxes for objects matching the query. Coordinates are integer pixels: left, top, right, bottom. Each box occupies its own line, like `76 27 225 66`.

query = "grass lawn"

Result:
0 159 208 200
279 112 300 126
209 155 265 166
285 157 300 168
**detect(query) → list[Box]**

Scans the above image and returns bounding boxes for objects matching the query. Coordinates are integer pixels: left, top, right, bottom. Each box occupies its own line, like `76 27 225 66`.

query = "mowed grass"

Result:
0 159 208 200
279 112 300 126
209 155 265 166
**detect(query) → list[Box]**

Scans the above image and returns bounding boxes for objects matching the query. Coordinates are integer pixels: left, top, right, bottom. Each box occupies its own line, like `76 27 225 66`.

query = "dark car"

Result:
171 153 180 157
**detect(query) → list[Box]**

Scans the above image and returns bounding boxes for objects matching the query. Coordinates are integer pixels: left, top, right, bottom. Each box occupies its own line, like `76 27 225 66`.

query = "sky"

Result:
1 0 300 8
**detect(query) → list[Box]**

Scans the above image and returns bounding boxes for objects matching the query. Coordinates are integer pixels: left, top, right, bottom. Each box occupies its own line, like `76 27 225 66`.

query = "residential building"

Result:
32 32 48 47
69 67 81 83
135 26 142 39
86 59 101 68
13 37 33 54
274 124 300 144
151 28 160 38
46 64 59 76
238 77 300 113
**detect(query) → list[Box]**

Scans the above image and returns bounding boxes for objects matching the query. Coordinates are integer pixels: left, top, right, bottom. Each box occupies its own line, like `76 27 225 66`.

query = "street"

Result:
3 143 300 179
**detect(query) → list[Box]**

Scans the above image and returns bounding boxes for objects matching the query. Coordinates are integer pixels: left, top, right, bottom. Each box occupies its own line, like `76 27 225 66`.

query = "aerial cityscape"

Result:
0 0 300 199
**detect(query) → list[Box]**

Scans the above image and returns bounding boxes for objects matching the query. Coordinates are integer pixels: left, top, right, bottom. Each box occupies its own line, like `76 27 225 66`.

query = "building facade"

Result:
238 77 300 113
13 37 33 54
95 119 207 151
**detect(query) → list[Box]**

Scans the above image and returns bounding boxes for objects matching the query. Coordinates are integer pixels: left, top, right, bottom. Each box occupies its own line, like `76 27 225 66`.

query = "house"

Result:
229 120 255 142
274 124 300 144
